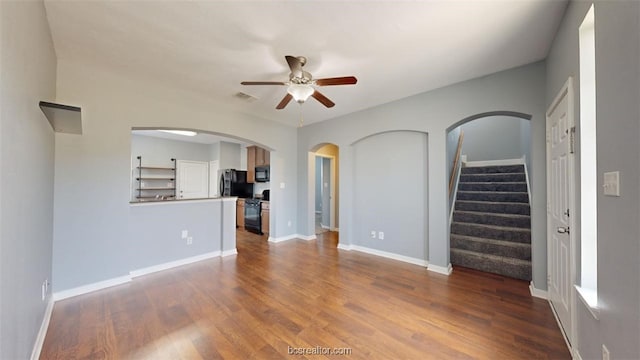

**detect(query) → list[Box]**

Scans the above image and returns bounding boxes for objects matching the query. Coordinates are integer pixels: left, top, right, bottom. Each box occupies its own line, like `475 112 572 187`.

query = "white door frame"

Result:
315 154 337 231
546 77 577 355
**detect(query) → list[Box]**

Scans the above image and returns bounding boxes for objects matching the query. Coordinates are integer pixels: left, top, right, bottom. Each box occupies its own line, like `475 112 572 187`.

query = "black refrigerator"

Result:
219 169 253 198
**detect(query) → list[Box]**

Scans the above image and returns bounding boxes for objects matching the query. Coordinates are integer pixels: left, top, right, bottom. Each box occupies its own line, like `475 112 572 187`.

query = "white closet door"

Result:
176 160 209 199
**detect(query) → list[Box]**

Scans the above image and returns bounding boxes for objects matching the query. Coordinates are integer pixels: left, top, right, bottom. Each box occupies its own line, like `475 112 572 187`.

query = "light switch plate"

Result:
603 171 620 196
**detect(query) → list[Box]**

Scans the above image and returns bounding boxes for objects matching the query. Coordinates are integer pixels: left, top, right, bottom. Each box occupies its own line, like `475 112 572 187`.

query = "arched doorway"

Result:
308 143 339 236
446 111 533 281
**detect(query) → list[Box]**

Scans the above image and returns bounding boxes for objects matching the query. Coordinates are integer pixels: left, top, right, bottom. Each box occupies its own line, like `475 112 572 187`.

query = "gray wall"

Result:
353 131 428 259
52 60 298 292
298 61 547 285
460 116 531 162
218 141 241 170
129 200 223 270
0 1 57 358
132 134 212 164
546 0 640 358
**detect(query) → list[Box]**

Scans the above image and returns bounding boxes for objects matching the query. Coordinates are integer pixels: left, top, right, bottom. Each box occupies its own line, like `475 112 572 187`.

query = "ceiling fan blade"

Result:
311 90 335 108
241 81 286 85
285 55 303 78
315 76 358 86
276 93 293 109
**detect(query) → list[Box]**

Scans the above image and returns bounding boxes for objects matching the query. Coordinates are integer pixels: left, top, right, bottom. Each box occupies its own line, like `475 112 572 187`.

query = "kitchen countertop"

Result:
130 196 238 206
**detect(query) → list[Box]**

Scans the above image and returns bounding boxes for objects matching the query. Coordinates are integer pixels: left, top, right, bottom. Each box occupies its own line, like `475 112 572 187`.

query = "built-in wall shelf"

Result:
39 101 82 134
134 156 177 202
137 166 175 170
135 177 176 181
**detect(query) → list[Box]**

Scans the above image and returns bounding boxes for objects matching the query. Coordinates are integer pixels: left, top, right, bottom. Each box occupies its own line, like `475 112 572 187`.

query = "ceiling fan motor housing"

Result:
241 55 356 109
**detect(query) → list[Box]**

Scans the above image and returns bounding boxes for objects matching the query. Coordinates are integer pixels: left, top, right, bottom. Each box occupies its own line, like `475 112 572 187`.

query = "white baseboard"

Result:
464 157 524 167
268 234 298 243
337 243 352 250
321 224 330 230
332 227 339 232
221 249 238 257
30 297 54 360
53 275 132 301
529 281 549 299
268 234 316 243
130 251 221 278
350 245 428 267
428 263 453 275
574 349 583 360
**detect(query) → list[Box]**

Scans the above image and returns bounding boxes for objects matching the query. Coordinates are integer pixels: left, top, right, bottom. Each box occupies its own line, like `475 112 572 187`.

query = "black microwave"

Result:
255 165 270 182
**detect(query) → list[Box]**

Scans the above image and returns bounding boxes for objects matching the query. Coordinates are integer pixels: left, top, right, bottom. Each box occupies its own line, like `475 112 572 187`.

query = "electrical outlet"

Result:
602 345 610 360
187 236 193 245
288 220 292 227
41 282 46 301
181 230 188 239
280 182 285 189
378 231 385 240
371 231 376 239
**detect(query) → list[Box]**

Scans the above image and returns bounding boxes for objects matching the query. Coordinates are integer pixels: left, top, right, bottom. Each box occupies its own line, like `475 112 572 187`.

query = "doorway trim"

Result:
314 154 337 232
545 76 576 356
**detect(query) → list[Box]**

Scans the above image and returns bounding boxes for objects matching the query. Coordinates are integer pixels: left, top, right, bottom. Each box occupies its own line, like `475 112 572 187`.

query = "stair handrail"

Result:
449 130 464 195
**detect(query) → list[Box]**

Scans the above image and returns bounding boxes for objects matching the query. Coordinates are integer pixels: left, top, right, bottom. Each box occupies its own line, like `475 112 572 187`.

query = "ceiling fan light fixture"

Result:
287 84 314 103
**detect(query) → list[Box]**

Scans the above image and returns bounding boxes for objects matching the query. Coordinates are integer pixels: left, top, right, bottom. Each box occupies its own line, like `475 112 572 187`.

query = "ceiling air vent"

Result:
234 92 258 102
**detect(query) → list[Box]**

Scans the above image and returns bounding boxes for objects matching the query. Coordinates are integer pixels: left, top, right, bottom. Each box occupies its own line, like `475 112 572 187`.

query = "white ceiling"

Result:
44 0 567 127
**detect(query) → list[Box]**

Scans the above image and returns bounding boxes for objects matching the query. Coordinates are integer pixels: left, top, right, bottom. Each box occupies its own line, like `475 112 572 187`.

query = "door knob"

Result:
557 227 570 234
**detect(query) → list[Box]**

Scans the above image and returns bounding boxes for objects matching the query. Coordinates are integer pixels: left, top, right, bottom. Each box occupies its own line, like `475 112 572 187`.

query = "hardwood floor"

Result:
41 231 570 359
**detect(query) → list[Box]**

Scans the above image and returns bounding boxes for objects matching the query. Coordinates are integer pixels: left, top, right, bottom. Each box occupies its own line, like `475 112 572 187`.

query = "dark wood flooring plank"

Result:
40 231 570 359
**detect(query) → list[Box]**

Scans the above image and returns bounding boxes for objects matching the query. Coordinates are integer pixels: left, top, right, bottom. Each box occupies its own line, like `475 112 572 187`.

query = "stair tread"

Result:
458 181 526 184
458 190 528 194
461 172 526 175
454 210 530 219
451 248 532 265
456 200 530 206
450 234 532 248
451 221 531 233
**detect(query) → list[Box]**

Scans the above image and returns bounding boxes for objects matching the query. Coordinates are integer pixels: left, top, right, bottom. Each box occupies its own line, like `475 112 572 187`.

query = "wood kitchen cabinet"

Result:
236 199 245 229
246 146 270 183
261 201 270 234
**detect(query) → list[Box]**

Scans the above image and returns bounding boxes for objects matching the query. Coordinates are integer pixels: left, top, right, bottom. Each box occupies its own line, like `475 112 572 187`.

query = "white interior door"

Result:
547 81 574 344
177 160 209 199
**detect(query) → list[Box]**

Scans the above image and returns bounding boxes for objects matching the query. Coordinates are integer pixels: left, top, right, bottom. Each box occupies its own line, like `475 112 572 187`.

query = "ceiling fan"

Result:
241 55 357 109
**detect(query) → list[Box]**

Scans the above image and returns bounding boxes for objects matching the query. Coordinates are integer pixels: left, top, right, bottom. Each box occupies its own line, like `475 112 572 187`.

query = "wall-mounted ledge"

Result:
39 101 82 134
575 285 599 320
129 197 237 206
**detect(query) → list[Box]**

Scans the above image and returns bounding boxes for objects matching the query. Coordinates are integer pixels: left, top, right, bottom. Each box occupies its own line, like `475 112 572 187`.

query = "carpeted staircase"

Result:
450 164 532 281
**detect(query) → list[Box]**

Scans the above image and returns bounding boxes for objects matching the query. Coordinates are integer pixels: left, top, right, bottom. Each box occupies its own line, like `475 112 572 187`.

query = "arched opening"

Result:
307 143 339 239
130 127 275 238
446 111 533 281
